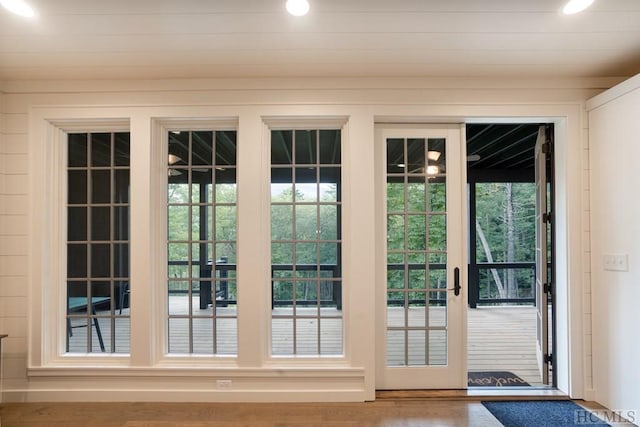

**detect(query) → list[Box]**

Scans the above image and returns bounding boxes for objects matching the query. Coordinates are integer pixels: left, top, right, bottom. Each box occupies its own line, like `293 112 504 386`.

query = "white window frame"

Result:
155 118 240 358
30 114 131 367
262 116 351 363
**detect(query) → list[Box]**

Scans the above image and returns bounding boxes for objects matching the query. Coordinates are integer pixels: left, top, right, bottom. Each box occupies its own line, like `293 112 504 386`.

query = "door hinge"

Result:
544 353 553 365
542 212 552 223
544 283 553 295
542 141 552 154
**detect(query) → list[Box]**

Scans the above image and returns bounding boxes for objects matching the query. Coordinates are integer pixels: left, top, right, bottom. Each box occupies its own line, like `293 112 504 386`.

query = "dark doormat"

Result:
482 400 611 427
468 371 530 387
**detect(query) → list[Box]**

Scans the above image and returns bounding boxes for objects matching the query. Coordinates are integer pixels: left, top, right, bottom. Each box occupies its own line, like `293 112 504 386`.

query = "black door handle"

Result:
449 267 461 296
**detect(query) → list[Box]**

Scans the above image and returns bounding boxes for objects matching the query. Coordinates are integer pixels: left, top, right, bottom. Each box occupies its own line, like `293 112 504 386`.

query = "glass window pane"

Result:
319 242 338 265
215 206 236 241
408 330 426 365
114 170 129 204
320 318 342 355
68 208 87 241
91 207 110 241
91 133 111 167
91 244 110 277
296 318 318 355
113 206 129 241
296 242 317 265
91 170 111 204
407 181 426 212
67 131 130 355
67 244 87 278
114 317 130 353
408 215 426 251
68 133 88 167
166 128 237 356
114 243 129 278
295 130 317 164
215 182 236 204
168 318 190 353
319 130 341 165
295 205 317 240
387 215 405 251
319 205 338 240
114 133 130 167
406 139 425 175
429 330 447 365
271 169 293 202
271 205 293 240
168 206 189 241
192 131 213 166
216 131 237 166
386 138 404 174
68 170 87 205
386 330 405 366
271 127 341 356
429 182 446 212
408 268 426 290
428 215 446 251
271 130 293 165
272 242 293 264
387 181 404 212
272 317 294 355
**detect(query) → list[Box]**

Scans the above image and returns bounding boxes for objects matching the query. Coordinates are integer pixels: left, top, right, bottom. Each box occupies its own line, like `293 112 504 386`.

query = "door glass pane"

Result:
386 137 447 367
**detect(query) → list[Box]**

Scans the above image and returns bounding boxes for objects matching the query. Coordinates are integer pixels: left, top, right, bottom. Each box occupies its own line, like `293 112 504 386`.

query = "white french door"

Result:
375 124 467 389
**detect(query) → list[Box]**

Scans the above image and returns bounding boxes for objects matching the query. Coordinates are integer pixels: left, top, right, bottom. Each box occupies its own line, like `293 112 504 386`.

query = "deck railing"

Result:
168 260 537 309
468 262 536 308
168 260 341 309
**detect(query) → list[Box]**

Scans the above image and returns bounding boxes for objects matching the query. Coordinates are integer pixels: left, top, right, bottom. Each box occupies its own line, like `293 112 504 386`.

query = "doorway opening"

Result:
466 123 555 388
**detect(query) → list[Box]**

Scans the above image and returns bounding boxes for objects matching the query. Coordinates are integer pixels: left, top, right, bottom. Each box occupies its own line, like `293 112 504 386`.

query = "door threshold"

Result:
376 388 566 400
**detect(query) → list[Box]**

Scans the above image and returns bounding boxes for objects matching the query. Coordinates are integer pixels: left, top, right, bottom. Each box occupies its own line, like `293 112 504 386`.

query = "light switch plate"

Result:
603 254 629 272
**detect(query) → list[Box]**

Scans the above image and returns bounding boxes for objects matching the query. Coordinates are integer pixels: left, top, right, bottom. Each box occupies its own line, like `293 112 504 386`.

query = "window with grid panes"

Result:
270 129 343 356
167 130 238 355
66 132 130 353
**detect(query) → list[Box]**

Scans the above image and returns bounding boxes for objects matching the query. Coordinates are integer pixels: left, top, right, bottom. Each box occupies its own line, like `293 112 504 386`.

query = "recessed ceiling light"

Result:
562 0 595 15
0 0 36 17
286 0 310 16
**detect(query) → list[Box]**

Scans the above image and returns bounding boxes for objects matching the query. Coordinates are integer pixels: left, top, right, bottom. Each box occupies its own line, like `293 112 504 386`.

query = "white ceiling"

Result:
0 0 639 80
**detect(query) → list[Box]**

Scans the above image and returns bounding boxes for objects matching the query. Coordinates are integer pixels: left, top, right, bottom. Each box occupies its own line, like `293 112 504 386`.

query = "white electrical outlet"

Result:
216 379 232 389
603 254 629 272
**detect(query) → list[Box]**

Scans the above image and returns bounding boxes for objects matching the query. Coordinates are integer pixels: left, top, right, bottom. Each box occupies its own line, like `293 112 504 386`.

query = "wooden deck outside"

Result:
69 298 542 387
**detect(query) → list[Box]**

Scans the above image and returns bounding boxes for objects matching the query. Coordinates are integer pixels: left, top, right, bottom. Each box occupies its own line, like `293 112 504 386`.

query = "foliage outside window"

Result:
475 182 536 301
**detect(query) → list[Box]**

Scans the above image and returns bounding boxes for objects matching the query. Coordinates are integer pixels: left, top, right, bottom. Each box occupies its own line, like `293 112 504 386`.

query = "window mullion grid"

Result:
108 132 115 353
423 142 430 365
211 130 218 355
315 131 321 355
187 132 194 354
85 134 94 353
291 130 298 355
403 138 410 366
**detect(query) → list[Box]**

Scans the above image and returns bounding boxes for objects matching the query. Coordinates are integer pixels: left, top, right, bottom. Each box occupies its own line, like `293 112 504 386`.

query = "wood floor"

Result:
0 400 626 427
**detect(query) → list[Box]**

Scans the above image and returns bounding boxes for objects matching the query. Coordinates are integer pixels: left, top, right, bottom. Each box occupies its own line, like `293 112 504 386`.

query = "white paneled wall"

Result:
587 75 640 414
0 77 612 402
580 107 595 399
1 87 29 392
